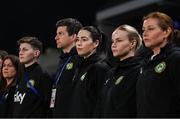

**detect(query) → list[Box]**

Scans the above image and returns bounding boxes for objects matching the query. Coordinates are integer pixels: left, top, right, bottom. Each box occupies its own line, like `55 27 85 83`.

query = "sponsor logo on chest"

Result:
14 91 26 104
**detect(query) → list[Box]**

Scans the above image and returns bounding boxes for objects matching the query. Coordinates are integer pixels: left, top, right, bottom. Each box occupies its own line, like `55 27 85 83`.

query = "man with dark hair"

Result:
50 18 82 117
11 36 52 117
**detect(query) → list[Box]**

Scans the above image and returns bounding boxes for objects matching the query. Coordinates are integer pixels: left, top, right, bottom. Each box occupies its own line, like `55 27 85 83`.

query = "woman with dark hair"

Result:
0 50 8 80
136 11 180 117
0 55 21 117
69 26 111 117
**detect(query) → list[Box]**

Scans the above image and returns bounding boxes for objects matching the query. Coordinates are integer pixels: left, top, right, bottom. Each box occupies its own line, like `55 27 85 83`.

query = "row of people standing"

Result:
1 11 180 118
0 37 52 117
50 11 180 118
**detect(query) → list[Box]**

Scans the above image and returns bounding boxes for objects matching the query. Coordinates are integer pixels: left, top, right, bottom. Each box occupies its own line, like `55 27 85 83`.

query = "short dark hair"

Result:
56 18 83 36
17 36 43 53
0 50 8 60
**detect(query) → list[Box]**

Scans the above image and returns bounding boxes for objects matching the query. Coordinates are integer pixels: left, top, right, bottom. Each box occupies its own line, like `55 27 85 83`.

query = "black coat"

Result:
11 63 52 118
0 84 16 117
97 56 141 118
51 47 79 117
69 53 111 117
137 43 180 117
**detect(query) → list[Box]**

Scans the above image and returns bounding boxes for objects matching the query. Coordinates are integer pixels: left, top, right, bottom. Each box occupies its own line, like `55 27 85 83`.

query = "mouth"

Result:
3 72 8 74
143 37 149 41
112 49 117 52
77 47 83 50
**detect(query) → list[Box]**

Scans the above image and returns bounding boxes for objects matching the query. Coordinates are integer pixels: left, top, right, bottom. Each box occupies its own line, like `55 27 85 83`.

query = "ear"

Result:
34 50 40 58
164 27 172 38
70 34 77 42
93 40 99 48
130 40 137 50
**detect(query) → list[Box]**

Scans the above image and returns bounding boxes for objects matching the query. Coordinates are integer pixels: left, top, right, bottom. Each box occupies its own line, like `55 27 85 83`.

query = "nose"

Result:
76 40 81 47
55 35 58 41
143 30 148 37
111 42 116 48
19 50 23 56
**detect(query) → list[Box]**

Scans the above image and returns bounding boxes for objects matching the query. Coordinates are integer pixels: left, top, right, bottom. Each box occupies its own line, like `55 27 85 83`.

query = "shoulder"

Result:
93 60 111 72
168 46 180 59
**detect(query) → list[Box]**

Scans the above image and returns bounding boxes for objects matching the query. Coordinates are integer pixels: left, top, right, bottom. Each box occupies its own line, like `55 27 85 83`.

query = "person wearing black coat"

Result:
96 24 142 118
50 18 82 118
136 11 180 117
69 26 111 117
0 55 21 117
11 36 52 118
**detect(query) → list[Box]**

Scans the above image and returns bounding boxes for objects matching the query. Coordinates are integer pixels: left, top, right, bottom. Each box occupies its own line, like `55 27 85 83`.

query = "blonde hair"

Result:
116 24 142 51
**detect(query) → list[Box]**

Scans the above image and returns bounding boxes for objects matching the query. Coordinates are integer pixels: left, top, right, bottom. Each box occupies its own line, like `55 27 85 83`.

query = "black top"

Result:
97 56 141 117
69 53 111 118
12 62 52 118
51 47 79 117
0 81 16 117
137 43 180 117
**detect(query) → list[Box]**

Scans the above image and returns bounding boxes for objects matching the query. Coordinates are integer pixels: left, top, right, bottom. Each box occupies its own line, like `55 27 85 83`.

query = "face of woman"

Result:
76 30 98 57
142 18 168 50
2 59 17 80
111 29 134 60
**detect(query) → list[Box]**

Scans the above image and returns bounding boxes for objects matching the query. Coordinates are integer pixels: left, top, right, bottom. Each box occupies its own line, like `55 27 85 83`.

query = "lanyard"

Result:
54 56 72 87
23 72 40 96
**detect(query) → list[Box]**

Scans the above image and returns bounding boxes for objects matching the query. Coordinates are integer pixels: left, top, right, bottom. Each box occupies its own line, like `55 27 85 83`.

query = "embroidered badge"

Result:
27 79 35 88
115 76 124 85
66 63 73 70
80 73 87 81
154 61 166 73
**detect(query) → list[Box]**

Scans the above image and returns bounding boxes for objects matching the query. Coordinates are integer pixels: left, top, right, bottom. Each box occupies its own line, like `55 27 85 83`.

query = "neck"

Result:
84 49 96 59
152 47 160 55
119 51 135 61
152 40 168 55
25 60 37 68
63 43 75 53
6 78 14 87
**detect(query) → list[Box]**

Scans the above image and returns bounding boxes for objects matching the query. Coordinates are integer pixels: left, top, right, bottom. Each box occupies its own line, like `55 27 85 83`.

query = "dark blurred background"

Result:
0 0 180 74
0 0 108 54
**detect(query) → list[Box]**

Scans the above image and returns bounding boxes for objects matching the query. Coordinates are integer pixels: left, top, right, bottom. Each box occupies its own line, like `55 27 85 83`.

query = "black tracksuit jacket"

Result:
0 82 16 117
11 63 52 118
137 43 180 117
97 56 141 118
51 47 78 117
69 53 111 117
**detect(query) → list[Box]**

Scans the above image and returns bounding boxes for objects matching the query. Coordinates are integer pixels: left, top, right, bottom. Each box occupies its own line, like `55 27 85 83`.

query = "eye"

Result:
76 38 79 42
82 38 88 42
148 27 155 31
111 40 114 44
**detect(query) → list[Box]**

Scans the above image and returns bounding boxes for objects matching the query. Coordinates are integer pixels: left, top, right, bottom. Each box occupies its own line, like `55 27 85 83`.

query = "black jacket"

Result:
97 56 141 117
51 47 78 117
0 83 16 117
137 43 180 117
12 63 52 118
69 53 111 117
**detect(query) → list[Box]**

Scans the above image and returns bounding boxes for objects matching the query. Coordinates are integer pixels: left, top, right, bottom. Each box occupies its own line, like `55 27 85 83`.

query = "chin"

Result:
78 54 84 57
144 43 152 48
112 53 118 57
